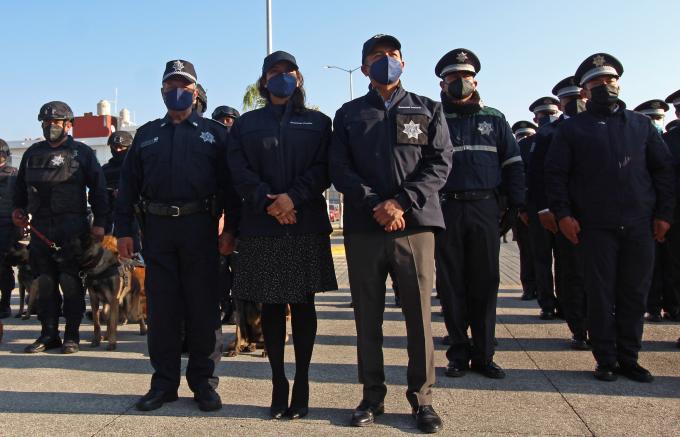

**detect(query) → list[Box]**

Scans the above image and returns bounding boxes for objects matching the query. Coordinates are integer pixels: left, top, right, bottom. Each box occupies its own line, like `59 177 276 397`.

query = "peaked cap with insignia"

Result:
666 119 680 132
665 89 680 108
529 96 560 114
634 99 669 117
435 48 481 78
552 76 582 99
574 53 623 86
162 59 197 84
511 120 538 136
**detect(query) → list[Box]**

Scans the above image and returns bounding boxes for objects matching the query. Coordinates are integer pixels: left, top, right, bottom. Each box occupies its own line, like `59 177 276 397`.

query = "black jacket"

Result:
663 127 680 220
545 101 675 228
441 96 525 207
528 118 564 211
329 87 453 233
114 110 240 237
227 102 333 237
13 137 108 227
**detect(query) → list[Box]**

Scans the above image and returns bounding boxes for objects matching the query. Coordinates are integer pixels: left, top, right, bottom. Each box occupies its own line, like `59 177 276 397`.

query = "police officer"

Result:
665 89 680 121
530 77 589 349
115 60 239 412
434 48 525 380
0 139 18 319
667 119 680 133
211 105 240 131
195 83 208 116
664 90 680 348
330 34 451 433
511 121 538 301
634 100 680 322
545 53 675 382
526 96 562 320
12 101 109 354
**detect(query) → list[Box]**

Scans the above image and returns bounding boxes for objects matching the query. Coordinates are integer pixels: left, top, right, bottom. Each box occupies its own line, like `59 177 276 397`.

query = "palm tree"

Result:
242 83 267 112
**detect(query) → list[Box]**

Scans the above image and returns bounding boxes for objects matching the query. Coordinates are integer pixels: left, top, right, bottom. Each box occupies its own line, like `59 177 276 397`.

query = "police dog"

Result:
225 301 291 358
61 234 147 350
2 242 38 320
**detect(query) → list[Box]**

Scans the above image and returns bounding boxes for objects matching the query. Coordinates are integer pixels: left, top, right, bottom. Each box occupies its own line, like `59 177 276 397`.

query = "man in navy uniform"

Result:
545 54 675 382
115 60 239 411
330 34 451 433
634 100 680 323
530 77 590 350
0 139 18 319
664 89 680 348
511 121 537 301
526 96 562 320
434 48 525 381
12 101 109 354
195 84 208 117
211 105 240 131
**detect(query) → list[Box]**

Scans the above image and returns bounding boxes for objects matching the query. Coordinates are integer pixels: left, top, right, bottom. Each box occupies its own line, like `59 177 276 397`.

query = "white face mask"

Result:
549 114 561 123
652 118 664 133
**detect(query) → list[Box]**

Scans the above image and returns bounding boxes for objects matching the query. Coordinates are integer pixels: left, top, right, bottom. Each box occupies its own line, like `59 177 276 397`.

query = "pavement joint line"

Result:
90 401 138 437
497 314 597 437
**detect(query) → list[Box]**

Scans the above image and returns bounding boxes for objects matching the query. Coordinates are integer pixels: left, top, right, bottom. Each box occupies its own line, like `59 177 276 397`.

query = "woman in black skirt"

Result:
228 50 337 420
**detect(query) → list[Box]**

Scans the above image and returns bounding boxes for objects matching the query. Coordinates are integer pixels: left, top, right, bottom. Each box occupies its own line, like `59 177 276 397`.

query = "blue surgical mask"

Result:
369 56 403 85
163 88 194 111
653 119 664 134
267 73 298 98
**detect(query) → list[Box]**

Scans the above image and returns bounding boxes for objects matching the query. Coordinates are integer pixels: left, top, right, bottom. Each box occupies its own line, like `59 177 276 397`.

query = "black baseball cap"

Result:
262 51 298 75
362 34 401 64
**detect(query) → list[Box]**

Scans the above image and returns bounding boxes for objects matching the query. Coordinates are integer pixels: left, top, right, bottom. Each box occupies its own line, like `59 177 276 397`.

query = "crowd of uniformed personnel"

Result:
0 33 678 434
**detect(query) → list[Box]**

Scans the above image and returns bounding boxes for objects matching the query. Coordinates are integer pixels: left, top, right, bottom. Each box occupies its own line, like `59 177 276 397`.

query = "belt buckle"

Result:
169 206 181 217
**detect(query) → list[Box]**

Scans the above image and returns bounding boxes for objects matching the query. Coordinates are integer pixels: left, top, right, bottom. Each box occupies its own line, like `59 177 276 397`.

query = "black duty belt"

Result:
143 198 211 217
442 190 494 201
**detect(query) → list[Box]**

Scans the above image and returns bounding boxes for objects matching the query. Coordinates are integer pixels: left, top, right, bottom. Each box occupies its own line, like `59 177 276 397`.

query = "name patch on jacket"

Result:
396 114 428 145
140 137 159 148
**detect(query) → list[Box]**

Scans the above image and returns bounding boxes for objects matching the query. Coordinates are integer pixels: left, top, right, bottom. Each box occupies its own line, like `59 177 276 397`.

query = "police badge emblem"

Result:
478 121 493 136
200 131 215 144
402 120 423 140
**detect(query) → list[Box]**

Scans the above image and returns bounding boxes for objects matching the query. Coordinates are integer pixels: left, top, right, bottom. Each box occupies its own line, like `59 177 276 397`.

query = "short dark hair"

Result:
257 71 307 115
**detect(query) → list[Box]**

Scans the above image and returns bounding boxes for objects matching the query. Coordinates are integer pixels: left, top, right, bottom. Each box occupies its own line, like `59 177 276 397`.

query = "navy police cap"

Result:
552 76 581 99
634 99 669 117
666 119 680 132
511 120 538 137
262 51 299 75
574 53 623 87
163 59 197 84
362 34 401 64
665 89 680 108
435 48 481 78
529 97 560 114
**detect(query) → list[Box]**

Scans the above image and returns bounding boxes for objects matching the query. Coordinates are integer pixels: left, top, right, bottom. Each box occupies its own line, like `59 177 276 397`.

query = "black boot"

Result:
287 379 309 419
25 321 61 353
270 378 289 419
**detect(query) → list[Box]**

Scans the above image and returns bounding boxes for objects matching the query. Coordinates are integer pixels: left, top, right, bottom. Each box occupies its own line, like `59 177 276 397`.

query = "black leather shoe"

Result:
194 387 222 411
286 406 309 420
570 336 590 351
663 310 680 322
445 361 468 377
594 364 618 382
270 378 289 419
676 337 680 349
645 312 663 323
617 362 654 383
350 400 384 427
471 361 506 379
24 335 62 353
520 291 536 301
539 309 556 320
135 389 179 411
0 306 11 319
412 405 443 434
62 340 79 354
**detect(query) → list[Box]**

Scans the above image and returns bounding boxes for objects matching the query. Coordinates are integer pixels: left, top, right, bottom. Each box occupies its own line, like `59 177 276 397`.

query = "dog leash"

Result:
27 224 61 252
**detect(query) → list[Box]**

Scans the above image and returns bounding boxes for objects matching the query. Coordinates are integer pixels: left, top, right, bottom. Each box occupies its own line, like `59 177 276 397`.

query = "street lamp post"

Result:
266 0 272 54
323 65 360 230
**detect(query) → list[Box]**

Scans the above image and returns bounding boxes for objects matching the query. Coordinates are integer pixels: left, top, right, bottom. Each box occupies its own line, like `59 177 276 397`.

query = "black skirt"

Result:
232 233 338 304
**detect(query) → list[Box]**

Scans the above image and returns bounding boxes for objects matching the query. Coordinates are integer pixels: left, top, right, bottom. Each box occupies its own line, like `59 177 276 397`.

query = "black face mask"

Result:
447 78 475 100
564 99 587 117
589 84 619 105
42 123 66 143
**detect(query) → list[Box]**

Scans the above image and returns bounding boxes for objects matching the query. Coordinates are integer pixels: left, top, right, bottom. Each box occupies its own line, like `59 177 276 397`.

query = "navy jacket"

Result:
114 110 240 237
663 127 680 220
227 102 333 237
329 87 453 233
528 118 564 211
545 101 675 229
441 99 525 208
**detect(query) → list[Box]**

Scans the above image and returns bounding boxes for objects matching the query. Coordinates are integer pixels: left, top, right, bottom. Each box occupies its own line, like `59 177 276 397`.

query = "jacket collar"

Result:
160 109 201 128
365 85 407 110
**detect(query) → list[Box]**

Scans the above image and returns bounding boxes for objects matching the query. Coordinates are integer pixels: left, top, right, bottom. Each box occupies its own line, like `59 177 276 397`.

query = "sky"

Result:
1 0 678 141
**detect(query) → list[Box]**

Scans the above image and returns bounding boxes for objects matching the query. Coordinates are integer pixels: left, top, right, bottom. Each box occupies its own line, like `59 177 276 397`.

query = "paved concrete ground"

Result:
0 241 678 436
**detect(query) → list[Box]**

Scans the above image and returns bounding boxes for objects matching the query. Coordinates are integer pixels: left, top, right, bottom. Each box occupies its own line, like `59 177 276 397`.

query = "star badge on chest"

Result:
200 131 215 144
402 120 423 140
50 155 65 167
477 121 493 136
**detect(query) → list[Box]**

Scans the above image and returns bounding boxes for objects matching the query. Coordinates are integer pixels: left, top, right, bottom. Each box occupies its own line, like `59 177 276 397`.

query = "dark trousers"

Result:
436 198 499 365
580 224 654 366
514 220 536 295
143 213 222 393
647 240 680 316
527 207 560 312
555 233 587 337
0 224 16 310
30 216 88 341
345 229 435 408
